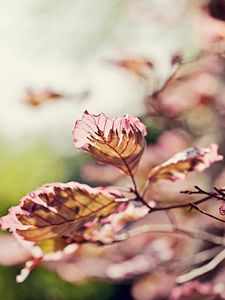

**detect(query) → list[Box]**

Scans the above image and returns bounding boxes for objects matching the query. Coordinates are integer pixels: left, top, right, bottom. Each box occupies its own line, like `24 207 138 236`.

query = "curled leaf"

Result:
73 111 147 175
148 144 223 183
0 182 125 256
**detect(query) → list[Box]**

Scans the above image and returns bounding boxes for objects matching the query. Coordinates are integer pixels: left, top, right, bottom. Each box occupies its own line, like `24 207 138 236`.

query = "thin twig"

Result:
190 203 225 224
176 248 225 284
213 187 225 200
148 195 212 212
138 187 224 225
183 186 224 201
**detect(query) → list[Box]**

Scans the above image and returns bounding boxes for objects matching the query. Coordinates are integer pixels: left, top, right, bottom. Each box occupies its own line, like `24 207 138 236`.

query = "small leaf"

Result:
0 182 124 255
22 88 90 107
22 88 62 106
148 144 223 183
73 111 147 175
110 59 154 79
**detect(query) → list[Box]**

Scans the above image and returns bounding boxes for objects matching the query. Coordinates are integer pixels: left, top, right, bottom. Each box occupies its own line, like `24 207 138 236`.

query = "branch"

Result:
183 185 225 202
114 224 225 246
130 183 225 230
149 195 212 212
176 248 225 284
190 202 225 224
134 185 213 213
169 246 223 272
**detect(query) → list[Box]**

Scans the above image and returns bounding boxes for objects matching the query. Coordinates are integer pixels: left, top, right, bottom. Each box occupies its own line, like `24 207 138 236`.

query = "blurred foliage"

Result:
0 141 120 300
142 117 163 144
63 153 92 183
0 266 115 300
0 142 66 214
2 0 225 299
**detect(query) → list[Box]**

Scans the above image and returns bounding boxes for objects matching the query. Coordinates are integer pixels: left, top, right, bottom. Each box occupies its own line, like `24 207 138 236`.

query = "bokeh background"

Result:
1 0 225 299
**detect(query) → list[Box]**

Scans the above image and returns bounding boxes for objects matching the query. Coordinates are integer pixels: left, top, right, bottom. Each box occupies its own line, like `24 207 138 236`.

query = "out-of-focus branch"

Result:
169 246 223 272
176 248 225 284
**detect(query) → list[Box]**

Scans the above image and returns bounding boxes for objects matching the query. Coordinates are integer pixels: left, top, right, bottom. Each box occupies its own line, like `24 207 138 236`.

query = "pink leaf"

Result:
148 144 223 183
0 182 125 255
73 111 147 175
0 181 126 281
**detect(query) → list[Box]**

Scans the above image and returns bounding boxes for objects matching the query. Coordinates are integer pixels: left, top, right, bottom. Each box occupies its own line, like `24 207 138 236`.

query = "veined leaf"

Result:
0 182 124 255
148 144 223 183
73 111 147 176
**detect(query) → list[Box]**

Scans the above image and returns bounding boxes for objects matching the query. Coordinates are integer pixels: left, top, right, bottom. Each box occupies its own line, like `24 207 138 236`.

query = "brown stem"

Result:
190 202 225 224
95 122 146 208
144 195 212 212
182 185 224 201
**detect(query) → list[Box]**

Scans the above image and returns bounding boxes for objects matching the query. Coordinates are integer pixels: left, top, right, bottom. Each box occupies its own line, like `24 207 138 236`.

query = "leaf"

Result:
110 59 154 79
148 144 223 183
73 111 147 176
0 182 125 255
84 203 149 244
22 88 90 107
22 88 62 106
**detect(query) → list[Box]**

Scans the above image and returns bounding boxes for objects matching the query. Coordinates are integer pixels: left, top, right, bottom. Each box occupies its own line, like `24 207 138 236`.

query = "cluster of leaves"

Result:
3 3 225 299
0 110 224 292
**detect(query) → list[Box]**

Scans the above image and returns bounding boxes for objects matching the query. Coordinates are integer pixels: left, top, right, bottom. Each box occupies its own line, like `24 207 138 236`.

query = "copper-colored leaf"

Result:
148 144 223 183
22 88 62 106
0 182 124 255
111 59 154 79
73 111 147 176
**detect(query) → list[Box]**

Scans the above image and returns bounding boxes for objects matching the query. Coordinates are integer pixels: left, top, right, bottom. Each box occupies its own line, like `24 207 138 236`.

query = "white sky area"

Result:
0 0 193 152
